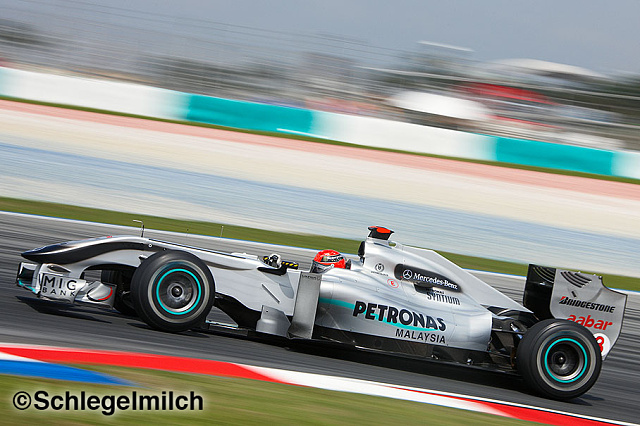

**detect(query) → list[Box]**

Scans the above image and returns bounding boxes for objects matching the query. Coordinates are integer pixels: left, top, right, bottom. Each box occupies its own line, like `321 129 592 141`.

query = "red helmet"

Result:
311 249 346 273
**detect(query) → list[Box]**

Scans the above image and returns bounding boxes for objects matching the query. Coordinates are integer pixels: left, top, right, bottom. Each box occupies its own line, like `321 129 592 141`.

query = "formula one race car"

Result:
15 226 627 400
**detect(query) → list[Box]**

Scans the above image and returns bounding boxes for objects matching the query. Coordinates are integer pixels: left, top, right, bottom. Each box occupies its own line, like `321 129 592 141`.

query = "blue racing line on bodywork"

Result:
320 298 445 332
0 360 135 386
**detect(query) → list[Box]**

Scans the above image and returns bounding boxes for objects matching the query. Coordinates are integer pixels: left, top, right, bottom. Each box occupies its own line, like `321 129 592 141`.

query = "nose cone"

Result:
21 243 68 262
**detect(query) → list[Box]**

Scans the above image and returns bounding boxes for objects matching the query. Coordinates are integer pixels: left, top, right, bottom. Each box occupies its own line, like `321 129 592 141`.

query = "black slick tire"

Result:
516 319 602 400
130 250 215 332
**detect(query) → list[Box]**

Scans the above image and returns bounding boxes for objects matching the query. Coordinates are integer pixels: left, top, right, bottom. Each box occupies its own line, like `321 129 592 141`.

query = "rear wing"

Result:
523 265 627 359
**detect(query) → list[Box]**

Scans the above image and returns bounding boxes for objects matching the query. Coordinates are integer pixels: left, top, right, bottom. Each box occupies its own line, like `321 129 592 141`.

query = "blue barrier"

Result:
0 67 638 179
185 94 314 134
494 136 615 176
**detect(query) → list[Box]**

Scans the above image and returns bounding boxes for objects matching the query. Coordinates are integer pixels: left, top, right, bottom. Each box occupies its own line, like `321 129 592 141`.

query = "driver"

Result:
310 249 347 273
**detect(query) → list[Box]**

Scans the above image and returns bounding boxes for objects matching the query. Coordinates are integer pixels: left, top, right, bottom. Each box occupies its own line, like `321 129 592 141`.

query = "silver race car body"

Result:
15 226 627 399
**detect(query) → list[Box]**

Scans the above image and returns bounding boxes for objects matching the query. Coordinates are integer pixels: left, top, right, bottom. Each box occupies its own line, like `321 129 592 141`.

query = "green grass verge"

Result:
2 196 638 291
2 96 639 185
0 365 539 424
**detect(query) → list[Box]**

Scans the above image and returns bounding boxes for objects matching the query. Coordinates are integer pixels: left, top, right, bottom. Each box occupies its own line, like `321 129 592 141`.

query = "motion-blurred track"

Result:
1 212 638 423
2 103 640 277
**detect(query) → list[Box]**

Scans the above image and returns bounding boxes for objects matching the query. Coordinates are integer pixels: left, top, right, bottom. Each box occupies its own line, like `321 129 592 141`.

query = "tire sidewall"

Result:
517 319 602 400
131 250 215 332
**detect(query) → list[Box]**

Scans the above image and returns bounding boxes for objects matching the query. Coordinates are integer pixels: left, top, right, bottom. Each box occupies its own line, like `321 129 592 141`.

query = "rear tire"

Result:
130 250 215 332
517 319 601 400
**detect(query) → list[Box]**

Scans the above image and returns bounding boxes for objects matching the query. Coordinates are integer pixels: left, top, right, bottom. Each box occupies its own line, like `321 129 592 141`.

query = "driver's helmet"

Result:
311 249 346 273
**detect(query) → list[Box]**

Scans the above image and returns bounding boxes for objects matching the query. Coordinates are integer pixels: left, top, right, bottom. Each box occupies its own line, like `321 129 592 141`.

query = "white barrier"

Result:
1 67 639 179
0 67 184 119
312 111 497 161
612 150 640 180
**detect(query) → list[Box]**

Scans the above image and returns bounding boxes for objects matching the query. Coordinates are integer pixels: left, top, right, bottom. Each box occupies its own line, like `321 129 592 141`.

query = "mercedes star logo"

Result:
402 269 413 280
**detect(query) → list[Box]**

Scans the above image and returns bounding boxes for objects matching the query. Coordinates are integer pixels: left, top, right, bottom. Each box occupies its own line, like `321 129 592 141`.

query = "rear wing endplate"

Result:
523 265 627 358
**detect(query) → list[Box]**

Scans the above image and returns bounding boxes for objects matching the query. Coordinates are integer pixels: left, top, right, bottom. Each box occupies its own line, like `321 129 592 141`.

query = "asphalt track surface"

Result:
1 212 639 424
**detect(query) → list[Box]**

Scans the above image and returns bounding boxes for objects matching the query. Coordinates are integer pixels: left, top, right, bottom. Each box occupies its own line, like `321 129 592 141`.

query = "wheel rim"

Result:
155 268 202 315
544 338 588 383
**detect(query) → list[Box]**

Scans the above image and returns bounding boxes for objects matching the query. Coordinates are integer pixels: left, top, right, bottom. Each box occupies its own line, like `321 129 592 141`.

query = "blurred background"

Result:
1 0 640 278
2 0 640 151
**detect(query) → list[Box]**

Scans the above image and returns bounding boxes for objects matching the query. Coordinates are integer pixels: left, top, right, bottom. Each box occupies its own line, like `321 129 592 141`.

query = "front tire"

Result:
131 250 215 332
517 319 602 400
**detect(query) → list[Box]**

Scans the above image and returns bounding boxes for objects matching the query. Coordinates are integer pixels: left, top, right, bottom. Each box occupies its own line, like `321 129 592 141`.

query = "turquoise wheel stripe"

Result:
156 268 202 315
319 298 440 332
544 338 589 383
